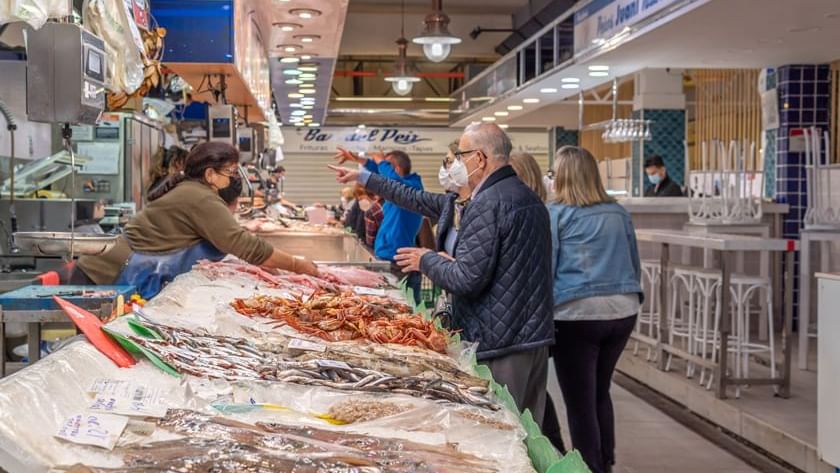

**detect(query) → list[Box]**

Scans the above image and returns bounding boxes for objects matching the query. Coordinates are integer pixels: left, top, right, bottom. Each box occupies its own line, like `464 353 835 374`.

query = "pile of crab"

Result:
231 291 450 353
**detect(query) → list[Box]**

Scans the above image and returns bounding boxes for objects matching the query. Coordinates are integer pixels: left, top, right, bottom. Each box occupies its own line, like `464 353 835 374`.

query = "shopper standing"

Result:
333 148 424 302
330 124 554 424
549 146 643 473
510 151 565 454
643 155 683 197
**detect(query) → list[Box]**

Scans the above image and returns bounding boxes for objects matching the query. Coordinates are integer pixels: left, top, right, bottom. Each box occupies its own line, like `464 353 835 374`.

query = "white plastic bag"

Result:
83 0 145 93
0 0 71 30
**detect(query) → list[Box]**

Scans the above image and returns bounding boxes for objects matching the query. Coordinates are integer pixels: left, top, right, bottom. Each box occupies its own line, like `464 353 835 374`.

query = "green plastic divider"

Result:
399 284 591 473
102 319 181 378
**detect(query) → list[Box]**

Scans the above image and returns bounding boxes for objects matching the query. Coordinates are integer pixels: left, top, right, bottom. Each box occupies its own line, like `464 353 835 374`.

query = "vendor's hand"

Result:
333 147 364 165
395 247 432 273
328 165 360 184
293 257 320 277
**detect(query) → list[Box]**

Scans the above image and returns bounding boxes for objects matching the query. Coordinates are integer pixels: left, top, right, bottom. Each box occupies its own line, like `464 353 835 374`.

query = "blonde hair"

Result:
510 151 547 202
553 146 614 207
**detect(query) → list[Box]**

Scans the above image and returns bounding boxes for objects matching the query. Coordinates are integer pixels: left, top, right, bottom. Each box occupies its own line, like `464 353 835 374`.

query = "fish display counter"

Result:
0 258 588 473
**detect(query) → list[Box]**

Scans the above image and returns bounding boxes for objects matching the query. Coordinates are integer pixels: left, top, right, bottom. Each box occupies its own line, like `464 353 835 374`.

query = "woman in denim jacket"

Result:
548 146 643 473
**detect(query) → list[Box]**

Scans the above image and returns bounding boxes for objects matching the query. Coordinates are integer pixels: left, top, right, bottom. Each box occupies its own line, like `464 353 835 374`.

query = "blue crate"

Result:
0 285 136 311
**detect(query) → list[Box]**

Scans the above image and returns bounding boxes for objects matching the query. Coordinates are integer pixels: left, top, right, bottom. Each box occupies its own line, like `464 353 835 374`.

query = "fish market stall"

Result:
0 259 585 473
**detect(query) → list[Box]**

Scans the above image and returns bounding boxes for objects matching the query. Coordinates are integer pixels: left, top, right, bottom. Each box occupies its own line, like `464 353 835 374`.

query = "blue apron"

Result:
115 241 225 299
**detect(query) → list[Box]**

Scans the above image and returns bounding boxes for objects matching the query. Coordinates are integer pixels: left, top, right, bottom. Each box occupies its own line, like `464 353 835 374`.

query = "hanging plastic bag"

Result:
0 0 71 30
83 0 145 94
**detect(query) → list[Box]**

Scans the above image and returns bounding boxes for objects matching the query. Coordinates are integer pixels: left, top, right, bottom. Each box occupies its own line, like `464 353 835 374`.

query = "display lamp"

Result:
412 0 461 62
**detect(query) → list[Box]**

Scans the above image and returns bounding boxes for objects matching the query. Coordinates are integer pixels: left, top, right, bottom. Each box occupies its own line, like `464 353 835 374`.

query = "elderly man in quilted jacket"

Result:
329 123 554 424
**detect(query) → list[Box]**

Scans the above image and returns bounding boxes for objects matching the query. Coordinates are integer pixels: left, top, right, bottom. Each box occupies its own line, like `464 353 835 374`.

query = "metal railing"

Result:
448 3 580 123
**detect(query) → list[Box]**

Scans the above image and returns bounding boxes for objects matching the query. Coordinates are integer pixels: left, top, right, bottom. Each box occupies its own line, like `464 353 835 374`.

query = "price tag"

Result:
288 338 327 353
88 380 166 418
353 286 386 296
315 359 351 370
55 413 128 450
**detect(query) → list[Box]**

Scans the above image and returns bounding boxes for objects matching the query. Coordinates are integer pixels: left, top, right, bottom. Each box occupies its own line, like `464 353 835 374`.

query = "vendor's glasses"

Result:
219 166 239 177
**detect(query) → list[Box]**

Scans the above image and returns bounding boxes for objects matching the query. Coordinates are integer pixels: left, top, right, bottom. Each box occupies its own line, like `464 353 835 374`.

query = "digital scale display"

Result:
85 49 105 83
212 118 231 138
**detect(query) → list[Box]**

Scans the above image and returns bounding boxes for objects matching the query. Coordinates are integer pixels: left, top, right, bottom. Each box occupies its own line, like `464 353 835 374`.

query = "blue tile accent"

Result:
553 127 579 148
636 109 686 193
774 63 831 318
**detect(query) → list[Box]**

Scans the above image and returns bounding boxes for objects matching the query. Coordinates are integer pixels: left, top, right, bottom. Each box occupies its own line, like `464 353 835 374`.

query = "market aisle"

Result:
546 361 762 473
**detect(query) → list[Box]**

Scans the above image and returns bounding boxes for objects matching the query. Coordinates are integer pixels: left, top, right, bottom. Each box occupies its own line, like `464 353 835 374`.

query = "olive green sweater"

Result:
77 180 273 284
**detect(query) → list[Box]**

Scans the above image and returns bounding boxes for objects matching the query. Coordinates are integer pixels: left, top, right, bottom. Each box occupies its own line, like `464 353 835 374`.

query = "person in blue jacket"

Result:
333 147 424 301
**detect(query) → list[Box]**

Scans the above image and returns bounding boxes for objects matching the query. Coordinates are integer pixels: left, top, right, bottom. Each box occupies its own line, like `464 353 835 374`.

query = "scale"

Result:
8 22 118 258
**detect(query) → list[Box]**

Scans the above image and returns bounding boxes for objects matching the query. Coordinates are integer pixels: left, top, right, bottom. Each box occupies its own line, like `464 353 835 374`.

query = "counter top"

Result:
635 228 799 252
619 197 789 215
815 272 840 282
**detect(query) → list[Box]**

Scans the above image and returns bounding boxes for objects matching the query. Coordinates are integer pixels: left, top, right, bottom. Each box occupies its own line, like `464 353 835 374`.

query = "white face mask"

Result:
449 158 470 188
438 165 460 193
358 199 372 212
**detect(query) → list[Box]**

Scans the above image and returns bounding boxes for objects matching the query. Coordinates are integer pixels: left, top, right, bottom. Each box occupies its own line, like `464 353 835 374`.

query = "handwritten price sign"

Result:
55 413 128 450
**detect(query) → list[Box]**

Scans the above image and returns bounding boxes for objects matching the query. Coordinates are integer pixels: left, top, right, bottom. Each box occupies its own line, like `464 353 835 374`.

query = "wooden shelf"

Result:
166 62 267 123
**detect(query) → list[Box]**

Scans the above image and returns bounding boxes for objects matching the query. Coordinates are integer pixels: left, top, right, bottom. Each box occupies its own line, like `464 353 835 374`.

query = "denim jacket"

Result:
548 201 643 307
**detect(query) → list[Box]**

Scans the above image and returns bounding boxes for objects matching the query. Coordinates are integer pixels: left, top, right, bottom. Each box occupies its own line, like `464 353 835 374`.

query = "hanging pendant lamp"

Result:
385 1 420 96
412 0 461 62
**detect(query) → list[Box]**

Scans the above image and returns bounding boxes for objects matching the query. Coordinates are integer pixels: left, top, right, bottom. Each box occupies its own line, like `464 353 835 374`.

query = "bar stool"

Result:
701 273 776 397
636 260 662 360
666 266 724 379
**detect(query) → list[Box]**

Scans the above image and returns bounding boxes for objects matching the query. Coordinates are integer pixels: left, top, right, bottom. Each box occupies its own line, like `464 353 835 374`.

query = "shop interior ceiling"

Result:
458 0 840 129
323 0 533 127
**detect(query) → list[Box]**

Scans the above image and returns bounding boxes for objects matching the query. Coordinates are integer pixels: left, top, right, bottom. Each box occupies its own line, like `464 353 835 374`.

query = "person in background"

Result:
363 192 384 249
509 150 565 453
549 146 643 473
340 187 356 219
643 155 683 197
333 148 424 302
330 124 553 425
73 200 107 234
510 151 548 202
72 142 319 297
343 184 368 241
148 146 188 195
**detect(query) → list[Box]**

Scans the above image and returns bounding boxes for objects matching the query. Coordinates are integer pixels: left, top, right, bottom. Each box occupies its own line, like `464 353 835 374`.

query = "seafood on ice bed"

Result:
0 257 537 473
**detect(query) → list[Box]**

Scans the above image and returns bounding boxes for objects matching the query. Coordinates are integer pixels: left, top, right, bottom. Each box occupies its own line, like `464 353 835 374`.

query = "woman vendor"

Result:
70 142 319 297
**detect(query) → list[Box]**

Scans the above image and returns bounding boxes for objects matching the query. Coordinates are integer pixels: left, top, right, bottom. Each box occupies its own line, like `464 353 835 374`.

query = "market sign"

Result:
573 0 682 54
283 127 549 156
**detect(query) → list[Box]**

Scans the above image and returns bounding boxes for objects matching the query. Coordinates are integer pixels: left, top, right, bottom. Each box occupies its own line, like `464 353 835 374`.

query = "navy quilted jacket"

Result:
418 166 554 360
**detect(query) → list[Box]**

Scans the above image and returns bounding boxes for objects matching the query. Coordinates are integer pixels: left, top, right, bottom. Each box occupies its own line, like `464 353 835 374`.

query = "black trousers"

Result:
551 316 637 473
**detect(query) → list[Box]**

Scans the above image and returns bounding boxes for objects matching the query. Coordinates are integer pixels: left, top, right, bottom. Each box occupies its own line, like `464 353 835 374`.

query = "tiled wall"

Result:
762 68 777 198
775 64 831 237
631 109 686 195
774 64 831 319
554 127 579 148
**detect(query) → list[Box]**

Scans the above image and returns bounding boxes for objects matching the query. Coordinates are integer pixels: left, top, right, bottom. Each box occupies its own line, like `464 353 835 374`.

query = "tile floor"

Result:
547 362 762 473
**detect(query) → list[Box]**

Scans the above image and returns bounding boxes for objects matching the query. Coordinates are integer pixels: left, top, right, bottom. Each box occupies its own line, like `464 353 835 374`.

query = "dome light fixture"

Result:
385 1 420 96
412 0 461 62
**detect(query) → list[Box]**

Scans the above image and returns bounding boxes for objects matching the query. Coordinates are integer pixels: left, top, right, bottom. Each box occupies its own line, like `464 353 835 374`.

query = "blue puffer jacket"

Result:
548 202 643 307
362 159 423 261
365 173 458 251
419 166 554 360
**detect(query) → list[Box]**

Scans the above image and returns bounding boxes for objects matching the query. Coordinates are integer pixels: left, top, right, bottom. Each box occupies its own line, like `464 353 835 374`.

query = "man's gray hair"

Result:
463 123 512 164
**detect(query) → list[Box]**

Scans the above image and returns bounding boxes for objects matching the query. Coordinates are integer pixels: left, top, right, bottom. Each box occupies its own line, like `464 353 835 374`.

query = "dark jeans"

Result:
542 392 567 453
551 316 637 473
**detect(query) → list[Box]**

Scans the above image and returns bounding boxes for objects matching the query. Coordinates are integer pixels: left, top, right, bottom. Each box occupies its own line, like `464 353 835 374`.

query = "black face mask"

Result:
219 175 244 205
